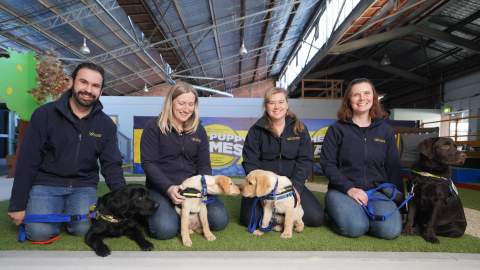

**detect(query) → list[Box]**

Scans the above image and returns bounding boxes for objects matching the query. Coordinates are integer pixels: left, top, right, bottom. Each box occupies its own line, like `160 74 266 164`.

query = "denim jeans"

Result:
148 189 229 240
325 189 402 239
25 185 97 241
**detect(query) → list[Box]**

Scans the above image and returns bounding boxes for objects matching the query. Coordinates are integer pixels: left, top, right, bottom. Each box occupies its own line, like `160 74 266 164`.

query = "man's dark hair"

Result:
71 62 105 89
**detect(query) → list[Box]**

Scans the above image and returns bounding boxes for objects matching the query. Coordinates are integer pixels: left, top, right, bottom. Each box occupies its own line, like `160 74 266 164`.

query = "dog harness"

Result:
17 205 97 243
408 169 459 196
361 183 414 221
179 175 216 204
247 179 296 233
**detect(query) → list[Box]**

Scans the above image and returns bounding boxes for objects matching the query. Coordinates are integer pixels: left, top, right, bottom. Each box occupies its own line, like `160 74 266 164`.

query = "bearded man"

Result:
8 62 126 242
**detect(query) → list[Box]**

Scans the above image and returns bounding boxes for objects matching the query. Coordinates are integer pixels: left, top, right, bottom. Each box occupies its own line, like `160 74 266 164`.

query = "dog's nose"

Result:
237 183 244 192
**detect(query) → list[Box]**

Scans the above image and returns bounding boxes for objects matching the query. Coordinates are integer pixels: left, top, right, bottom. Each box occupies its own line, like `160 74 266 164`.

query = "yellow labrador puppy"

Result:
242 169 304 238
176 175 240 247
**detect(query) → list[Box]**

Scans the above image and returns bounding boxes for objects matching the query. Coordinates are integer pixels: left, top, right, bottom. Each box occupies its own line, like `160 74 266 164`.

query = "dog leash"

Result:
18 209 97 243
248 179 295 233
361 183 414 221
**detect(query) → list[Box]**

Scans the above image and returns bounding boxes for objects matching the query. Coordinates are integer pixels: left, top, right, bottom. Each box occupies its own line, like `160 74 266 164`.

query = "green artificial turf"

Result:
1 183 479 252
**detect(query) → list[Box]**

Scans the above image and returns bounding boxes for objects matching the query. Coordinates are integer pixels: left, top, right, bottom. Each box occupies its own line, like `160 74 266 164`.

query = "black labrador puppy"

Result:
85 184 158 256
404 137 467 243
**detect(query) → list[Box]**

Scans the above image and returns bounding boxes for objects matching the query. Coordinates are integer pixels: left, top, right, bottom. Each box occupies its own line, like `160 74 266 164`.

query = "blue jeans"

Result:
148 189 229 240
25 185 97 241
325 189 402 239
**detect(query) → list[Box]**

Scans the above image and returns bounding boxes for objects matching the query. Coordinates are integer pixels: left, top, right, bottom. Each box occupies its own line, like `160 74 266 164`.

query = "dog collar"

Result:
180 188 202 198
264 185 294 201
409 169 459 196
93 205 122 223
409 169 448 180
97 213 121 223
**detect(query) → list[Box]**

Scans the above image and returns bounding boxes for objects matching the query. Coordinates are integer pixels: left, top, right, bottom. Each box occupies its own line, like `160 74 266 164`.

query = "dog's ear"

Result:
417 137 437 160
216 175 232 193
255 174 272 197
109 188 130 217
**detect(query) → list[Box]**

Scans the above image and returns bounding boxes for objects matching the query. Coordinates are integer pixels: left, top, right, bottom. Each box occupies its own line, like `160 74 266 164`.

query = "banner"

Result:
133 116 335 175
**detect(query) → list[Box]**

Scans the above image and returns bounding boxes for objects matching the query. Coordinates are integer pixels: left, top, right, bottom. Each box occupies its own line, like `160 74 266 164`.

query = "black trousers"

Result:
239 187 324 227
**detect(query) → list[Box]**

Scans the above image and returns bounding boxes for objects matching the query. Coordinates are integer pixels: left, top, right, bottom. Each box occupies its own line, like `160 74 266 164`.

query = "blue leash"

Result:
248 180 289 233
18 212 96 242
361 183 414 221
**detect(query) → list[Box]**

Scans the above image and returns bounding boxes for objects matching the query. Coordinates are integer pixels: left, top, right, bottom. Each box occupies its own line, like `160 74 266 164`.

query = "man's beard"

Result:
72 89 99 108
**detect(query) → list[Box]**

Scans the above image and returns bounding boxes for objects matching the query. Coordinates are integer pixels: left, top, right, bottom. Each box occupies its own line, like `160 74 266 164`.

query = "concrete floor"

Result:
0 251 479 270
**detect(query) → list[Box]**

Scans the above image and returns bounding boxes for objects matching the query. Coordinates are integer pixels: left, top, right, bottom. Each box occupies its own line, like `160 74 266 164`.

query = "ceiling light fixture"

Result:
79 37 91 55
380 54 391 66
239 39 248 56
143 84 149 92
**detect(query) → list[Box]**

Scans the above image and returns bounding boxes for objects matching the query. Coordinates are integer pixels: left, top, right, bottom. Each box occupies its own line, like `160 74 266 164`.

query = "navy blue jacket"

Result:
140 119 211 195
9 90 126 212
242 116 313 193
320 118 402 194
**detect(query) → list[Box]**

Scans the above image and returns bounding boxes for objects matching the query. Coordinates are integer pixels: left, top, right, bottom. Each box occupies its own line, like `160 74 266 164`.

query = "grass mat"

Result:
1 183 479 252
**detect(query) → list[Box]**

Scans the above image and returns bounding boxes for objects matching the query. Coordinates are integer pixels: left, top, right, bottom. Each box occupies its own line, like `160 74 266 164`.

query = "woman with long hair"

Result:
140 82 228 239
240 87 324 228
320 78 402 239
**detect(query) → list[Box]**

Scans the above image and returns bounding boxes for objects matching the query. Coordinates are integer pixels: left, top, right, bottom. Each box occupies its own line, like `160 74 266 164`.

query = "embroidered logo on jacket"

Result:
89 131 102 138
374 138 386 143
287 136 300 141
191 137 201 143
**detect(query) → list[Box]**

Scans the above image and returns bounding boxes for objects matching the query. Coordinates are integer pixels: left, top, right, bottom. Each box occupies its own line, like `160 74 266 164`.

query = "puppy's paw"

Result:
423 234 440 244
253 230 264 236
403 226 415 235
280 231 292 239
204 232 216 241
294 222 304 233
182 237 193 247
94 246 111 257
140 241 154 251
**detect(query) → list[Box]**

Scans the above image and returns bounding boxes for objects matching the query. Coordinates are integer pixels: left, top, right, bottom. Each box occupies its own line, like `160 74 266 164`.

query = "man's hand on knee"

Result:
8 211 25 225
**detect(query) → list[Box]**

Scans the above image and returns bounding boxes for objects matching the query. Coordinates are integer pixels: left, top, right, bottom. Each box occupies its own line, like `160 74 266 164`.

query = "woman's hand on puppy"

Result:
347 187 368 206
167 185 185 205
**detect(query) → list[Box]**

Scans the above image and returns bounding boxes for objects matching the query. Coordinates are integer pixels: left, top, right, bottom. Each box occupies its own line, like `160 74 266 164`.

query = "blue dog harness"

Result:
247 179 295 233
361 183 414 221
179 175 217 204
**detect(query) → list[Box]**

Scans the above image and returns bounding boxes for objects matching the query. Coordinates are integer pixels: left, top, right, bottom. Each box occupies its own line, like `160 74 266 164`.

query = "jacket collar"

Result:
254 115 295 130
340 117 384 128
55 89 103 122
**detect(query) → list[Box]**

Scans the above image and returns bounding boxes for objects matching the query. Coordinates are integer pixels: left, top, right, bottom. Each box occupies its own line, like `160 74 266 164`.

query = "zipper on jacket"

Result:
74 133 82 168
278 136 283 174
363 136 367 187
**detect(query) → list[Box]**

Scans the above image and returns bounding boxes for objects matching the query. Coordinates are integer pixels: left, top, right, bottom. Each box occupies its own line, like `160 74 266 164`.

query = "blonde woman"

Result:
140 82 228 239
240 87 324 228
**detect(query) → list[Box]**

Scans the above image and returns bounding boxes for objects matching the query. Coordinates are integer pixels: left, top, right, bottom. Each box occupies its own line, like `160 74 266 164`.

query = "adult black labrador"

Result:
85 184 158 256
404 137 467 243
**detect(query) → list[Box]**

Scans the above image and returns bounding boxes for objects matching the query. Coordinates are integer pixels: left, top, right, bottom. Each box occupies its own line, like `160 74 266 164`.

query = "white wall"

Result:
390 108 441 124
100 96 341 141
444 71 480 139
